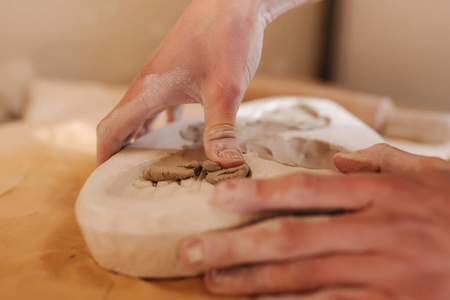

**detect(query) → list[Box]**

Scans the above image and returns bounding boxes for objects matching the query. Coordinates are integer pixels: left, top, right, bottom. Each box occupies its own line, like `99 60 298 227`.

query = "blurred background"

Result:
0 0 449 123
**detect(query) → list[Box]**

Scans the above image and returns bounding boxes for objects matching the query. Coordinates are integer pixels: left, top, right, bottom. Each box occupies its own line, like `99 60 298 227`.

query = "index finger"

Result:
96 69 194 166
213 172 394 213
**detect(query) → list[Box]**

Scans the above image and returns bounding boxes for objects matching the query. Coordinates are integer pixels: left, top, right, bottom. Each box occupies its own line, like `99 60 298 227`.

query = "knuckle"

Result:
418 156 447 172
372 175 413 198
204 123 237 142
374 177 396 193
263 265 291 291
389 214 439 257
254 179 268 203
396 215 436 239
276 218 299 237
206 234 235 267
287 173 319 191
373 143 391 154
418 156 432 170
211 80 243 104
272 218 306 254
294 260 324 290
379 143 391 151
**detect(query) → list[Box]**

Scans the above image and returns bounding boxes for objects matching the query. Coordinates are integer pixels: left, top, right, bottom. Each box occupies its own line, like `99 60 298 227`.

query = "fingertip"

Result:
333 149 381 173
217 148 244 161
333 152 351 163
214 151 245 168
214 179 256 211
213 180 239 209
213 182 231 206
205 138 245 168
333 152 357 173
202 103 243 167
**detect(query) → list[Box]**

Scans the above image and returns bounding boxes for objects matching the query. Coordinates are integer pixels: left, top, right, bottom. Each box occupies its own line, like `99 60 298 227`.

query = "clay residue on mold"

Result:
237 104 341 169
179 123 204 146
143 166 196 182
242 137 347 170
175 104 343 171
142 149 251 185
247 104 330 132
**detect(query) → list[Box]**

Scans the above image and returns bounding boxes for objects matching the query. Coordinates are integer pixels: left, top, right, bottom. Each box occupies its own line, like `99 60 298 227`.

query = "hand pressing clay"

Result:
76 97 385 278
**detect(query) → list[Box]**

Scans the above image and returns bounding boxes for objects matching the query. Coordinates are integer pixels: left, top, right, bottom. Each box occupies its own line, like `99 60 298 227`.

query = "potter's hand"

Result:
96 0 261 166
179 144 450 299
96 0 320 167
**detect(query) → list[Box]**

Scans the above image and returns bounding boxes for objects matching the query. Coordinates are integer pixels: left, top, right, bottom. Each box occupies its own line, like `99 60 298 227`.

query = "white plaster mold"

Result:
76 97 384 278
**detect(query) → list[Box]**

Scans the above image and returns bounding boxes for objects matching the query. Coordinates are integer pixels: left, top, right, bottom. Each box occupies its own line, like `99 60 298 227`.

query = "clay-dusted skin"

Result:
142 150 251 185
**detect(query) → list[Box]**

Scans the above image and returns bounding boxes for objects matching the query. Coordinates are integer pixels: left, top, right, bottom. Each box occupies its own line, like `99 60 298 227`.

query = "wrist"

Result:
187 0 263 25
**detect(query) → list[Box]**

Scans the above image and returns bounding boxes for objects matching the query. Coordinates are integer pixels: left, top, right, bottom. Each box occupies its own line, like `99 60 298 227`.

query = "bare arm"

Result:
96 0 320 166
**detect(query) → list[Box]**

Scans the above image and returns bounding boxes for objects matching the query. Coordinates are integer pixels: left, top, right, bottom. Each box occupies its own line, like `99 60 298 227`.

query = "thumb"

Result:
202 87 245 168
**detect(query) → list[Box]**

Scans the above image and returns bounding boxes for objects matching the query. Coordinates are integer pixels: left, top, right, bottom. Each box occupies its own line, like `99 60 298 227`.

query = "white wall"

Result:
333 0 450 111
260 2 327 77
0 0 188 83
0 0 326 83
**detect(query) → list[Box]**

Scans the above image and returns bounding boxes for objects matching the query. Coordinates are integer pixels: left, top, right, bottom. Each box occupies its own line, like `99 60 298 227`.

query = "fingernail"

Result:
182 238 204 267
217 148 243 160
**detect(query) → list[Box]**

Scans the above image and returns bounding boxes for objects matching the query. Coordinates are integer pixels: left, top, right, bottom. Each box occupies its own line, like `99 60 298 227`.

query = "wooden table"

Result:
0 75 448 300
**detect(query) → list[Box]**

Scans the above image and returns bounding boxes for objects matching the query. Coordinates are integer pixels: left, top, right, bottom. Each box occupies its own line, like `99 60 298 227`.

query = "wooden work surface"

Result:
0 75 448 300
